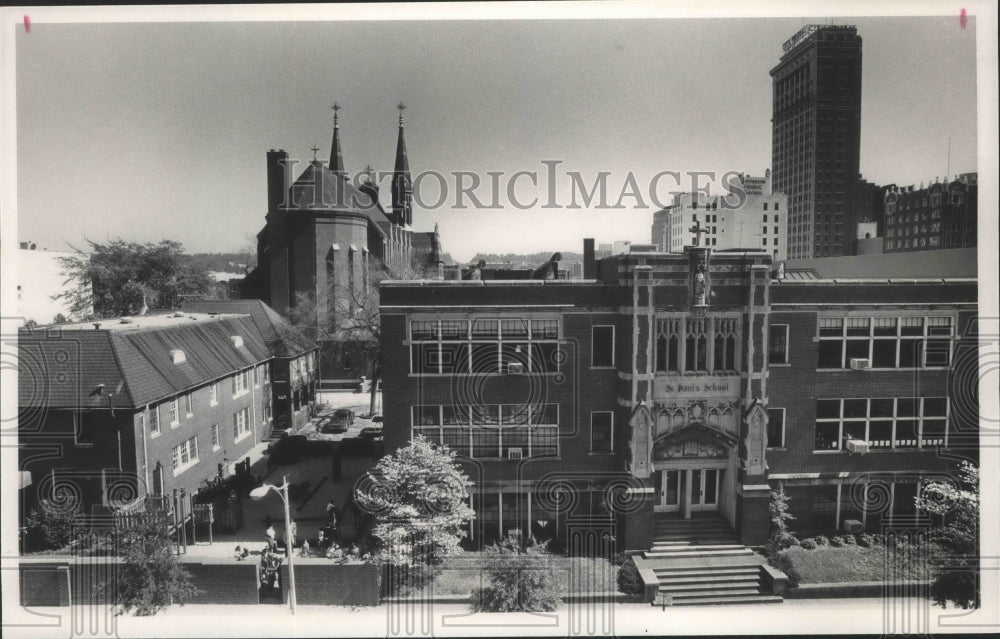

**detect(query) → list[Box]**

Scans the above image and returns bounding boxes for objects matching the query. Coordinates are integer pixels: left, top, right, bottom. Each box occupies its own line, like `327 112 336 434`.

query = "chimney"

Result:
267 149 291 212
583 238 596 279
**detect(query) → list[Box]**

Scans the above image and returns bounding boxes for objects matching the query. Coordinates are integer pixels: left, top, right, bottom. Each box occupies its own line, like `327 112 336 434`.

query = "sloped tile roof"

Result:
18 315 271 409
184 299 315 357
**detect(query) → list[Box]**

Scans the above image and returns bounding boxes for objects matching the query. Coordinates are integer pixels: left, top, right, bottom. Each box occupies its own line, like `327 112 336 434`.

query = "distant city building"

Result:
855 221 882 255
596 243 613 259
612 240 632 255
771 25 863 259
884 174 977 253
848 175 888 254
652 171 788 260
17 245 92 325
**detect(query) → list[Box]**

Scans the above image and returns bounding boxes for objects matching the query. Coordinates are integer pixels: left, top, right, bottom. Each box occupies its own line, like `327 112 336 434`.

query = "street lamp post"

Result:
249 475 297 614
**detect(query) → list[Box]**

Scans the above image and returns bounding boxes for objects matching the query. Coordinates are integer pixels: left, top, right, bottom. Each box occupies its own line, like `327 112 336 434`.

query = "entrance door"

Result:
690 469 720 512
653 470 682 513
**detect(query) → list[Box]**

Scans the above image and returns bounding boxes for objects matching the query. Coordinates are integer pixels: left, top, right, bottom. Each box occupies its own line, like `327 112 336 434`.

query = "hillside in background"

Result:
187 253 256 274
466 251 583 267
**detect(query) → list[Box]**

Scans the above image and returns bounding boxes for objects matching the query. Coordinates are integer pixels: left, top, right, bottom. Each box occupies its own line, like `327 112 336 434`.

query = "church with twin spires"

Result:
239 104 442 378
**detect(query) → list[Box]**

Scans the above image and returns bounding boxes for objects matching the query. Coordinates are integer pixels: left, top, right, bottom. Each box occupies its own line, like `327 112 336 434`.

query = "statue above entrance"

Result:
687 246 711 314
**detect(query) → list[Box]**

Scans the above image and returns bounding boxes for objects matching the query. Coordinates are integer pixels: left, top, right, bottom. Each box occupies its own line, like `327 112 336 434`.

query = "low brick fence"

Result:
19 556 380 608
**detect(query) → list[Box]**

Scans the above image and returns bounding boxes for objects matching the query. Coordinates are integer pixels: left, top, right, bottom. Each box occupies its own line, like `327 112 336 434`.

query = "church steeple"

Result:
391 102 412 227
329 102 345 176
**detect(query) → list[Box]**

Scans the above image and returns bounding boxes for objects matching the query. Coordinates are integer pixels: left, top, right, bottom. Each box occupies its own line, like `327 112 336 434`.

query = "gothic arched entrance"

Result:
650 422 736 519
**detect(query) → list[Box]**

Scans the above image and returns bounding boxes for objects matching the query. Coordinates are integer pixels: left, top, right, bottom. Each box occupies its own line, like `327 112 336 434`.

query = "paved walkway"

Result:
7 597 989 638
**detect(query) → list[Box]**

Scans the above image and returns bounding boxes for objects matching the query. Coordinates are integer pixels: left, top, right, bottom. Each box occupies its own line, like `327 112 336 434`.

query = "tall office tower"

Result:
771 25 862 259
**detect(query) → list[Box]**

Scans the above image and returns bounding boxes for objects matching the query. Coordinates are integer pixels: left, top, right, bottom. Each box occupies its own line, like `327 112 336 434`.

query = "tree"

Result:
916 461 979 609
105 515 200 616
355 436 474 594
471 534 561 612
55 239 213 319
286 258 424 415
25 499 85 550
766 486 798 558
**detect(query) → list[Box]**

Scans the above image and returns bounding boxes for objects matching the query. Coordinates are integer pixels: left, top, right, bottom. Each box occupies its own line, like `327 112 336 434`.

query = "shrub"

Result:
471 534 560 612
616 555 644 596
799 538 818 550
104 515 201 616
812 535 829 546
857 533 877 548
840 534 857 546
829 536 843 547
25 500 86 550
770 549 802 587
931 567 978 609
767 531 799 559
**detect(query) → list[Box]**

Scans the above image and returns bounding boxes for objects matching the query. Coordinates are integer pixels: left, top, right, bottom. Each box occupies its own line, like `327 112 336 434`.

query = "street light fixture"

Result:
249 475 297 614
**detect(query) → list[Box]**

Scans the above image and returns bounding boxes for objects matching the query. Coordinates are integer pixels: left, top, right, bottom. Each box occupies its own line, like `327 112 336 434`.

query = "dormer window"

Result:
170 349 186 364
231 335 244 349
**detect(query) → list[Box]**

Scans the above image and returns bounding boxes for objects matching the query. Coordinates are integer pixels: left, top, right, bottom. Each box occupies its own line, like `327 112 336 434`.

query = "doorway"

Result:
654 468 721 515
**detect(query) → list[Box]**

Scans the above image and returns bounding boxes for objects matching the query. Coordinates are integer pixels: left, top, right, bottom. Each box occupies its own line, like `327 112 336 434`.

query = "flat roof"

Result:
55 311 249 332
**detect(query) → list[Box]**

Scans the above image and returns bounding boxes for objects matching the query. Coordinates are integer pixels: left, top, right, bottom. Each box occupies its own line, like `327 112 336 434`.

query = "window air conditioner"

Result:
842 519 863 533
846 439 870 454
507 362 525 375
507 448 523 460
849 358 871 370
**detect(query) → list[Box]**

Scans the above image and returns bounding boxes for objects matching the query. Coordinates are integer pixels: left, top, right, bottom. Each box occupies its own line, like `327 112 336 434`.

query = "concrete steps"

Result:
643 516 782 606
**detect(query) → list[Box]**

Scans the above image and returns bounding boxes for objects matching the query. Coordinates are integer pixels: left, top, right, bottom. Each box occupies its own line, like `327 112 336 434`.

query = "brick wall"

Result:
19 558 379 608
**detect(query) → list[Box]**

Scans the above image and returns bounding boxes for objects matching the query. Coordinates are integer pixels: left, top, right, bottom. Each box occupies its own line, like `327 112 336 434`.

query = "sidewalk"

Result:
7 597 992 638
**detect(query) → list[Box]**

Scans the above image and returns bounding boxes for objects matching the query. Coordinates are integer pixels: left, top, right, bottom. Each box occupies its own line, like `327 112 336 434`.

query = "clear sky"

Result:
14 10 979 263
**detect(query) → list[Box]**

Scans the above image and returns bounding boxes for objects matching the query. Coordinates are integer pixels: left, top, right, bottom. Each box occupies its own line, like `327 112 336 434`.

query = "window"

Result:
209 382 218 406
768 324 789 364
185 393 193 417
233 407 251 442
814 397 949 451
262 366 270 385
262 400 272 423
150 405 160 435
685 317 709 372
254 366 262 387
171 437 199 474
412 403 558 458
211 424 220 450
591 412 614 453
763 203 769 211
817 315 952 369
766 408 785 448
655 318 681 372
233 370 249 397
410 318 560 374
591 325 615 367
713 317 738 372
168 398 179 427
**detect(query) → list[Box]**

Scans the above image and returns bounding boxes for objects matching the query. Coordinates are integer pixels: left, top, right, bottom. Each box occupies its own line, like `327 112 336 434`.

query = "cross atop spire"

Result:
310 146 320 161
331 102 341 128
397 102 406 127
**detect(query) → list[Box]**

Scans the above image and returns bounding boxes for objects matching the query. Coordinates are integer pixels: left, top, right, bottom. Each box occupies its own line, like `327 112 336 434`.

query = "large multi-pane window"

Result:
814 397 949 451
171 437 199 474
655 315 741 374
817 316 953 369
412 403 558 458
168 398 179 427
410 318 561 375
150 405 160 435
232 369 251 396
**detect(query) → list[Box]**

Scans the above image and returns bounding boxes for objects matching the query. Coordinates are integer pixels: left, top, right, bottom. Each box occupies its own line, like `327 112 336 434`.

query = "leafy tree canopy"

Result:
55 239 213 319
356 436 474 591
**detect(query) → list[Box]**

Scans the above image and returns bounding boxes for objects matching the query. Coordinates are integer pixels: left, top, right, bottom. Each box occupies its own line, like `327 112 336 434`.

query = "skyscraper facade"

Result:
771 25 862 259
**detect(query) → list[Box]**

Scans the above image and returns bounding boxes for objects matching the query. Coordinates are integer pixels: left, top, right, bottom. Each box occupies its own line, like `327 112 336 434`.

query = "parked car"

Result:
359 424 383 440
321 408 355 434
